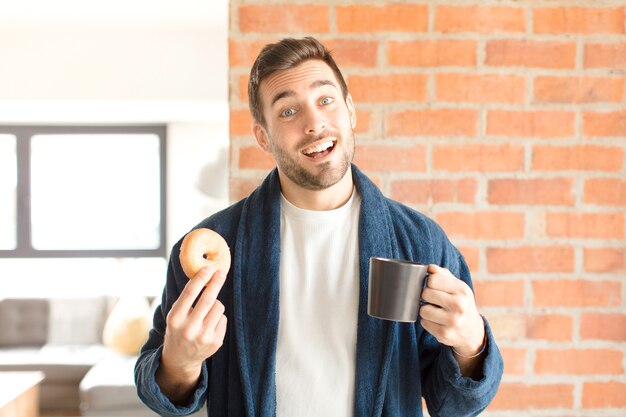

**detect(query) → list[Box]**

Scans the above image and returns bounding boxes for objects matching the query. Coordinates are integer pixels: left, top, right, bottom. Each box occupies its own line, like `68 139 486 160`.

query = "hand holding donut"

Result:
156 229 231 404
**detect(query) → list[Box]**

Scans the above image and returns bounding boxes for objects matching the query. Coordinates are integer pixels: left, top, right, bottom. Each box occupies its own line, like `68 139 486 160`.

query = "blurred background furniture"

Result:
0 371 44 417
0 297 183 416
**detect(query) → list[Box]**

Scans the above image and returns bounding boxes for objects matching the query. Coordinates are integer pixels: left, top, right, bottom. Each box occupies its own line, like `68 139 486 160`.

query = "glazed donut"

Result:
179 228 231 279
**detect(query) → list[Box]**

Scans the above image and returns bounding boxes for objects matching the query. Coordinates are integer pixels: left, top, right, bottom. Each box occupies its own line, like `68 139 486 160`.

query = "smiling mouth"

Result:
302 139 336 159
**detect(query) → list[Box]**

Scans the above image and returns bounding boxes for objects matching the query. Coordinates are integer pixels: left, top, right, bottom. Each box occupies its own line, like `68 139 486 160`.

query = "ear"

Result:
346 93 357 129
252 120 271 153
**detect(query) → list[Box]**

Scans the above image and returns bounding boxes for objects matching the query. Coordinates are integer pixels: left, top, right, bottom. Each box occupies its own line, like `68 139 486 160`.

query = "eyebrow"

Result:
270 79 338 107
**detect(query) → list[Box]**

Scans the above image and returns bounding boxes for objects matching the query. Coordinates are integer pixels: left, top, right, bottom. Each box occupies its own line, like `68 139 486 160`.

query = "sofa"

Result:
0 297 205 416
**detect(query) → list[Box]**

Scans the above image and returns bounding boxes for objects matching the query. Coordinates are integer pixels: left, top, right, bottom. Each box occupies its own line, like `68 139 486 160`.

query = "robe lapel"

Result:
353 165 398 417
232 169 282 417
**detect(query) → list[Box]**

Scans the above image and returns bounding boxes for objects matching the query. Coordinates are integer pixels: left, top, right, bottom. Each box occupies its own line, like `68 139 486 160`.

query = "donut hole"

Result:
202 251 217 260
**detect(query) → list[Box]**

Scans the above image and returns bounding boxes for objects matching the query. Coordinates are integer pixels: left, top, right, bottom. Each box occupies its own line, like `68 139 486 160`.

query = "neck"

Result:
279 166 354 211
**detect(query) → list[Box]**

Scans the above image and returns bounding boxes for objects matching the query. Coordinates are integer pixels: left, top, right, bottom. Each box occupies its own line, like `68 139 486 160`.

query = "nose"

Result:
303 105 326 135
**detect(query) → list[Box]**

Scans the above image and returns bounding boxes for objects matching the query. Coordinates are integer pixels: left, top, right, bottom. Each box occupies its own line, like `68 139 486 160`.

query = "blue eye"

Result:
280 108 296 117
320 97 334 105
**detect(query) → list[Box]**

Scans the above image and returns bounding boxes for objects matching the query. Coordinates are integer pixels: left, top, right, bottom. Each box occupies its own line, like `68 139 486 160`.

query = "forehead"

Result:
260 60 340 104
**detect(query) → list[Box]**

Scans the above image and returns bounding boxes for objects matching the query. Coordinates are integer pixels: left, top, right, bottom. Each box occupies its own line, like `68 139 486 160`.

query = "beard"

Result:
268 128 355 191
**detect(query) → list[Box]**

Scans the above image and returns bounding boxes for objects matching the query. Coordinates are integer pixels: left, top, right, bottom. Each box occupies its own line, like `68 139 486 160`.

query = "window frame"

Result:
0 125 167 258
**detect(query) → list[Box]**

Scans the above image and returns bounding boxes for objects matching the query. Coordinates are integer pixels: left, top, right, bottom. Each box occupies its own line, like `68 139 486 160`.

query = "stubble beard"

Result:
269 129 355 191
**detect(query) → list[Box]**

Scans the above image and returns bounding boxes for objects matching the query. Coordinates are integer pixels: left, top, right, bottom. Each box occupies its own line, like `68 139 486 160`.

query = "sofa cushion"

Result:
79 355 158 413
102 296 152 355
47 297 110 345
0 298 49 346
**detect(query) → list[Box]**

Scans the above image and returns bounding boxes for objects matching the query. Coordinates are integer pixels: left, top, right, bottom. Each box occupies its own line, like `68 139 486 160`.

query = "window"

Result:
0 126 166 258
0 134 17 250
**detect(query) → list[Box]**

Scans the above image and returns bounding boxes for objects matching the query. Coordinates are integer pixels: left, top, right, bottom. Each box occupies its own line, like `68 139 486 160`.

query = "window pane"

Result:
0 135 17 250
30 134 161 250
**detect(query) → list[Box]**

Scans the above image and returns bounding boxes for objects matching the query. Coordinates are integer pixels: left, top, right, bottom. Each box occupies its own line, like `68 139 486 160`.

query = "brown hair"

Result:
248 37 349 127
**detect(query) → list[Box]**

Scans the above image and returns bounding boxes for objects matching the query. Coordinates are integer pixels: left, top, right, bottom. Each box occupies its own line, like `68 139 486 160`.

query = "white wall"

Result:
0 2 229 297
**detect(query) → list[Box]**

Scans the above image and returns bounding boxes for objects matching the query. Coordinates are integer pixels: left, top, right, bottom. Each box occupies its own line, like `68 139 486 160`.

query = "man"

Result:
135 37 503 417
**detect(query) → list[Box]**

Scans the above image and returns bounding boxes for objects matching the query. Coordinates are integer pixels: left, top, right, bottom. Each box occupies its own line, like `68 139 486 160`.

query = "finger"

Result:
420 317 445 341
203 300 226 330
419 303 449 326
170 266 216 318
420 287 452 308
202 269 228 305
427 265 465 294
216 315 227 340
188 270 227 322
200 313 227 350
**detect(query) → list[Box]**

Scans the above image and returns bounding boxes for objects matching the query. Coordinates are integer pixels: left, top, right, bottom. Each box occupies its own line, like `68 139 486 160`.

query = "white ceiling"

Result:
0 0 227 30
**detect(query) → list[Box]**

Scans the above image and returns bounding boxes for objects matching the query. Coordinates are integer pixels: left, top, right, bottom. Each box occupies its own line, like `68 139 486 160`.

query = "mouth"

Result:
301 139 336 161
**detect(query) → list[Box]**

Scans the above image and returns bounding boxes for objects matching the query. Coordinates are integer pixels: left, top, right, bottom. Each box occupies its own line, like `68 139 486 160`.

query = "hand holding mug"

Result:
419 264 484 357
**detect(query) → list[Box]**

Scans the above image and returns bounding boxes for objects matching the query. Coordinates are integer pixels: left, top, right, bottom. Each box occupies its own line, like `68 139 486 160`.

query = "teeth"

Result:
303 140 334 155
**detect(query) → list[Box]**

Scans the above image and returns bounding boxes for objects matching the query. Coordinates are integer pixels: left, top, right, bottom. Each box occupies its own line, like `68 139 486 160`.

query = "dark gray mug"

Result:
367 257 429 322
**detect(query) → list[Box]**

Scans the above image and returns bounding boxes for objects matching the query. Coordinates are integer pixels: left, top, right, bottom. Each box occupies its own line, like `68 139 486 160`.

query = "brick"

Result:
583 111 626 137
324 39 378 68
585 42 626 69
238 146 275 170
500 348 526 376
488 178 575 206
584 247 625 272
336 4 428 33
435 6 525 33
583 381 626 408
354 109 371 134
238 74 249 103
229 177 263 202
532 279 621 307
485 313 527 340
487 246 574 273
535 349 623 375
534 76 624 103
386 109 477 137
433 144 524 172
473 279 525 307
349 74 427 103
581 313 626 341
457 246 479 273
238 5 329 33
388 40 476 67
486 40 576 69
436 211 525 239
584 178 626 206
533 145 624 172
390 178 477 205
487 110 575 138
436 74 525 103
546 212 624 239
229 39 273 68
527 314 572 341
353 144 426 172
534 7 625 34
230 108 253 136
229 38 378 69
490 383 573 409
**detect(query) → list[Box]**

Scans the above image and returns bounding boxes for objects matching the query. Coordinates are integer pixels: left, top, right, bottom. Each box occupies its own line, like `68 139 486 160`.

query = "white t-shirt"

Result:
276 189 361 417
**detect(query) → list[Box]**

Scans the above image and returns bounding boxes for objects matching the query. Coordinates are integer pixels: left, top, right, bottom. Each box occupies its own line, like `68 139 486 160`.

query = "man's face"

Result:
254 60 356 191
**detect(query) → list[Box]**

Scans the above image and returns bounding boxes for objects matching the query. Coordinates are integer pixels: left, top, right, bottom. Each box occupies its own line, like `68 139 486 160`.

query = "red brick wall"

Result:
229 2 626 414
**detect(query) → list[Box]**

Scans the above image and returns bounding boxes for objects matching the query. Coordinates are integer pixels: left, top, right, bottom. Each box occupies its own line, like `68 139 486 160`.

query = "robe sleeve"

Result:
419 224 504 417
